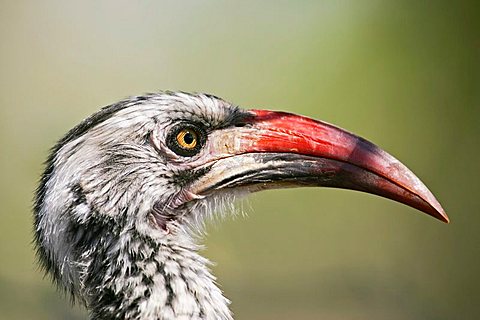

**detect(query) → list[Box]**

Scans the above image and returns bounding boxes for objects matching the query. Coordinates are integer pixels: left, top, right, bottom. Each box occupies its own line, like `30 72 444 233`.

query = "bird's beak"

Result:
188 109 449 223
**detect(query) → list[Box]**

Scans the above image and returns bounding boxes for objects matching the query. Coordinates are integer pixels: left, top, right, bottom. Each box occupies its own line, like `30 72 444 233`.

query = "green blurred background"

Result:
1 1 479 319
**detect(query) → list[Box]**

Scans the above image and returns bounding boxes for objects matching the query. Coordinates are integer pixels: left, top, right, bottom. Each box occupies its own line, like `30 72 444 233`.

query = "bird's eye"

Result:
166 123 206 157
176 129 198 149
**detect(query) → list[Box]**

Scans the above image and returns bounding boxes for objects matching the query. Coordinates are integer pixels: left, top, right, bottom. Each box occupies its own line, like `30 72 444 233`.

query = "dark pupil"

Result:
184 131 194 145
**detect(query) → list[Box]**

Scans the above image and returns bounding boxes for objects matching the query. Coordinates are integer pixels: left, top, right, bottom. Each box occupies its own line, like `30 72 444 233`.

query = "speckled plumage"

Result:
34 92 246 320
34 91 448 320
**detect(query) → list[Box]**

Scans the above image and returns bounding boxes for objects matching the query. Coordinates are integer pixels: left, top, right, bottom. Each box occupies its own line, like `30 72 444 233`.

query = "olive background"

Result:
1 1 479 319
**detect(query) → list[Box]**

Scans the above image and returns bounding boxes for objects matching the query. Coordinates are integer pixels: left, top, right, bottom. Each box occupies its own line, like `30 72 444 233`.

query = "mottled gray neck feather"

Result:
80 223 232 320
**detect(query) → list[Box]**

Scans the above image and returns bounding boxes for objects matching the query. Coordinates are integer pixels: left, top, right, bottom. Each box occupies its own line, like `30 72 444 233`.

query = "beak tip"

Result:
418 189 449 224
440 212 450 224
430 205 450 224
434 203 450 224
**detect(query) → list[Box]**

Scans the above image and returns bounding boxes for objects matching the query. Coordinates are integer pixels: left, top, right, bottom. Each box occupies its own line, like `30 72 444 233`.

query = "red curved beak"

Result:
189 109 449 223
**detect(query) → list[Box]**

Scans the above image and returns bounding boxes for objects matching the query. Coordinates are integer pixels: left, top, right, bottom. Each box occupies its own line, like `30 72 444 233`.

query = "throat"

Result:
84 233 232 320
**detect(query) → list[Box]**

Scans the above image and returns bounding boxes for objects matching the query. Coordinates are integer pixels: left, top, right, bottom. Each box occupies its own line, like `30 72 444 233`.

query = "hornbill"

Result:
34 92 448 320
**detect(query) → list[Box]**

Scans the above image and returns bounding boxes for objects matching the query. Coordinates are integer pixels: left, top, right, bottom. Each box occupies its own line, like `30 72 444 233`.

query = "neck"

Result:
82 228 232 320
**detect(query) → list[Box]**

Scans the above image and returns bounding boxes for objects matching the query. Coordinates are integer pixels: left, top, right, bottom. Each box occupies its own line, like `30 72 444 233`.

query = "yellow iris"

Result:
176 129 198 149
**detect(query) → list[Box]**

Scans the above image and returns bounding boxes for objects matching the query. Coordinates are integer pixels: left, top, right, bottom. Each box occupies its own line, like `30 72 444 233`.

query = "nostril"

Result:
234 122 249 128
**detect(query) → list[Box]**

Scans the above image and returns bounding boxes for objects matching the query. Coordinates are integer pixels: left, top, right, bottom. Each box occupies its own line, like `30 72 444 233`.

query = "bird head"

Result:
34 92 448 312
